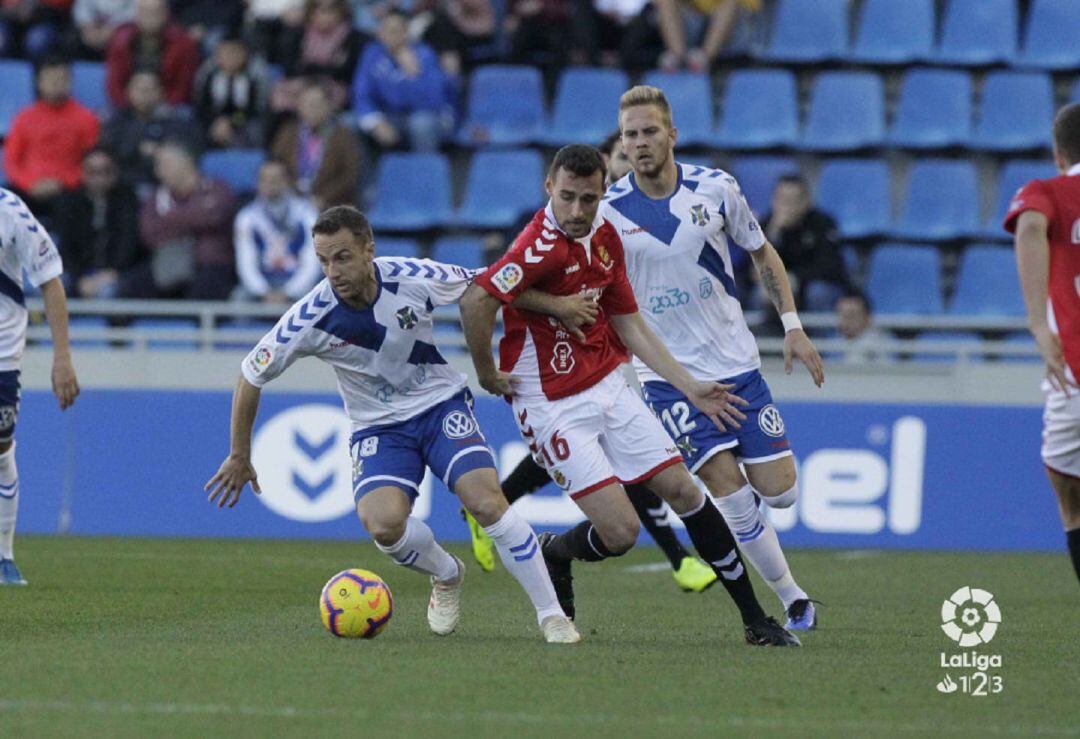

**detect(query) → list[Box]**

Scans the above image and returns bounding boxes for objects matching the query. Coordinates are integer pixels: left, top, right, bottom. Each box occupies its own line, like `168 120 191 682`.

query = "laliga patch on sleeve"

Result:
249 345 274 374
490 263 524 294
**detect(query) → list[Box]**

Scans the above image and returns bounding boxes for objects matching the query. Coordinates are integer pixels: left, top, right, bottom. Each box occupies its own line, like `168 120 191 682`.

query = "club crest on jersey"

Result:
551 341 576 374
396 306 418 329
442 411 476 439
699 277 714 299
551 469 569 489
491 263 523 294
758 404 785 438
690 204 710 227
596 243 612 267
677 435 698 457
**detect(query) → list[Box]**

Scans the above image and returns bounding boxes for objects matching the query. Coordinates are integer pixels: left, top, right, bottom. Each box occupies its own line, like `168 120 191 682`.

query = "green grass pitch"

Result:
0 536 1076 738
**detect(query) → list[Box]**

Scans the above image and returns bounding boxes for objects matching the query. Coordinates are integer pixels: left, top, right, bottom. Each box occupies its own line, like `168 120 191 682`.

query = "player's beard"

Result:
635 147 670 179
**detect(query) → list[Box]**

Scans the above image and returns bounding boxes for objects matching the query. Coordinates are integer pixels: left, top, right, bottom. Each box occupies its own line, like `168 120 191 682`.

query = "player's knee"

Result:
357 504 407 546
762 483 798 509
461 487 508 528
600 517 639 555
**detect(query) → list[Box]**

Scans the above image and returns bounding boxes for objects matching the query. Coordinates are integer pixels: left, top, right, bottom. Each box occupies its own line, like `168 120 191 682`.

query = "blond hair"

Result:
619 85 673 129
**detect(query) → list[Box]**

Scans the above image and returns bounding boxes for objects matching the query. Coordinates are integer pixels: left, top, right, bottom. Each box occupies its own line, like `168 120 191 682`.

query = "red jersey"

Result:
1004 166 1080 378
475 204 639 401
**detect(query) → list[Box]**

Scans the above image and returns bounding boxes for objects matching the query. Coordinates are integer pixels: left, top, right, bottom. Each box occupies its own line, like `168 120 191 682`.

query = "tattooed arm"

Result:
749 241 825 387
749 241 797 316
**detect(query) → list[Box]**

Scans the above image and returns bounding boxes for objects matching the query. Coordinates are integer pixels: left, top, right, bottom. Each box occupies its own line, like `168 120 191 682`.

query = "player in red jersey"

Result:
460 145 799 645
1007 102 1080 585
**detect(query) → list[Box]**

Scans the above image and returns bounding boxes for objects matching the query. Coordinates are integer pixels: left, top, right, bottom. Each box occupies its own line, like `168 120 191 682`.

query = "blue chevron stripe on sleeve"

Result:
297 302 316 320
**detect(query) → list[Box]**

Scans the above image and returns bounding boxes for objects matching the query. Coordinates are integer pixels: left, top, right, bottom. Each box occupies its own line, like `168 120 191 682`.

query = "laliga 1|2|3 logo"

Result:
935 586 1004 697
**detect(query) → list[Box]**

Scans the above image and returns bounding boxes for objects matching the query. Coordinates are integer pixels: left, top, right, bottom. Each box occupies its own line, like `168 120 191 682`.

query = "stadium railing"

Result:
23 299 1038 364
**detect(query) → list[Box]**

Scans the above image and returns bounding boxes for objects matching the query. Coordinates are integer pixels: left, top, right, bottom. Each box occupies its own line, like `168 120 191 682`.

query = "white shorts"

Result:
511 370 684 500
1042 379 1080 478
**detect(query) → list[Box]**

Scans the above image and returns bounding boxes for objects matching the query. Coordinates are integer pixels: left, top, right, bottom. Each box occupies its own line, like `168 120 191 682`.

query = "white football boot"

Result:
541 614 581 644
427 555 465 635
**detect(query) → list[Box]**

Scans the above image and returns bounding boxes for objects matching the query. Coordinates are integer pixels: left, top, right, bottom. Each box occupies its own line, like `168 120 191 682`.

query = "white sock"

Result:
0 443 17 560
712 485 807 609
483 508 563 625
375 517 459 582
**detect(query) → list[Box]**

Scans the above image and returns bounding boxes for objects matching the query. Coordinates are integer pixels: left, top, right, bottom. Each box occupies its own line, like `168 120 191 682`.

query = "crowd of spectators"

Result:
0 0 763 305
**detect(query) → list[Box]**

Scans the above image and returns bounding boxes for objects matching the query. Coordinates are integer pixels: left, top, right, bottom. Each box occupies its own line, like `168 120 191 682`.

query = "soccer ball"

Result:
319 568 393 638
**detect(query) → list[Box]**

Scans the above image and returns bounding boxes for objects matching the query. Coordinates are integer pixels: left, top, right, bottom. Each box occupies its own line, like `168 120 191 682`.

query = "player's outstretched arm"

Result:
206 376 263 508
511 290 599 341
749 242 825 387
1015 210 1071 393
460 283 518 396
609 311 748 430
39 277 79 410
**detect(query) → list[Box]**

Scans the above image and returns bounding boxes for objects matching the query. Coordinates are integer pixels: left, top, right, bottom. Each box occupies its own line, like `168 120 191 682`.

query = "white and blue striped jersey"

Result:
242 257 478 431
0 188 63 372
233 195 321 299
601 163 765 382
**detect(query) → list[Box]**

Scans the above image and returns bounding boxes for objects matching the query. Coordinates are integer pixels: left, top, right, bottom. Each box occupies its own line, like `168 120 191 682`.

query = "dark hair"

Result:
776 173 809 191
36 55 70 74
839 288 872 314
548 144 606 182
313 205 373 244
599 131 621 157
1053 103 1080 166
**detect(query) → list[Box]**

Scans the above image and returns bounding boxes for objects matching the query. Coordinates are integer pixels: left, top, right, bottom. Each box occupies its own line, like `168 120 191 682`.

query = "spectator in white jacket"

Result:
232 160 320 304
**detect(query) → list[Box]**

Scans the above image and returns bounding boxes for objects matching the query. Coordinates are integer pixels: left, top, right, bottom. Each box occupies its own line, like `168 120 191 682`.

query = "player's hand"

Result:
554 293 599 341
478 370 519 397
51 355 79 410
205 454 261 508
784 329 825 387
686 380 748 431
1033 325 1072 395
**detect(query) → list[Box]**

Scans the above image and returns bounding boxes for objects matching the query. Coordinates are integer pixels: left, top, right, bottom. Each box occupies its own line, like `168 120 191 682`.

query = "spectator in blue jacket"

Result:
351 10 458 152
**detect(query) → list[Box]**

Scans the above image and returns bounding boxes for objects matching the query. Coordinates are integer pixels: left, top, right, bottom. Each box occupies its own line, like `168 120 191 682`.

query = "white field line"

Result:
0 699 1076 735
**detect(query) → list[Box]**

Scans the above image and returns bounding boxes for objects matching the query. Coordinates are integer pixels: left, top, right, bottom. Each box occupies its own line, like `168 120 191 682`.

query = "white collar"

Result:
543 201 604 242
1068 162 1080 176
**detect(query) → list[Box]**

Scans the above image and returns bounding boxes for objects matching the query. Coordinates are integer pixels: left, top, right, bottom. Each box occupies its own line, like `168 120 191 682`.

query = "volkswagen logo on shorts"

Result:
758 404 785 438
443 410 476 440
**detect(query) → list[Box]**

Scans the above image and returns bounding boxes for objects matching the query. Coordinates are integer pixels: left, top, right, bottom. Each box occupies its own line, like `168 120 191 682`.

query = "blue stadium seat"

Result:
762 0 849 63
130 318 199 351
544 68 628 146
910 332 985 363
891 160 979 240
0 60 34 137
456 149 543 229
1018 0 1080 70
375 237 422 259
642 71 713 147
801 72 885 151
888 69 973 149
949 245 1025 316
200 149 265 195
714 69 797 150
970 72 1054 151
727 156 798 216
977 159 1057 238
368 153 453 231
71 61 108 113
815 159 891 239
934 0 1017 65
431 236 486 270
458 65 545 146
850 0 934 64
865 244 944 315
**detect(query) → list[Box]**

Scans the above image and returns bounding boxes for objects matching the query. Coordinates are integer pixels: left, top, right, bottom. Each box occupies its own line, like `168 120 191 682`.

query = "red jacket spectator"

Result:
105 19 199 107
3 97 100 193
